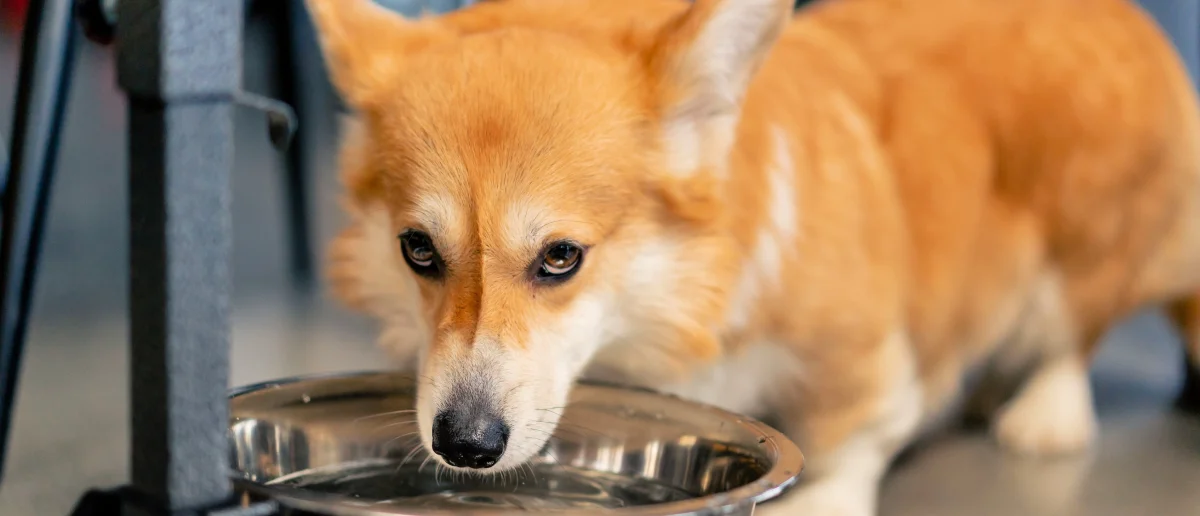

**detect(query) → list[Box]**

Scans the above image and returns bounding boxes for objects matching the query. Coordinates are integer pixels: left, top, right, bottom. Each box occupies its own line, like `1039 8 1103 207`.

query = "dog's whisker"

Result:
525 420 584 434
528 419 608 439
536 408 566 418
390 434 422 454
372 419 419 433
395 441 427 471
529 426 587 441
504 443 542 484
523 426 578 446
519 440 557 473
550 419 611 437
523 460 539 482
419 375 441 389
524 426 588 443
353 409 418 423
522 426 555 437
383 431 420 450
538 442 562 466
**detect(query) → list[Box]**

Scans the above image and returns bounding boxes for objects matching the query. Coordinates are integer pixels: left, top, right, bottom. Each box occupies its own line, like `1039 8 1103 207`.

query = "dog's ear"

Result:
647 0 793 177
306 0 446 107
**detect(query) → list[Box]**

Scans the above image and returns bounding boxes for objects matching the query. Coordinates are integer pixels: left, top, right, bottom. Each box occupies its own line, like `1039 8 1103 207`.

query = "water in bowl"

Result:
268 459 697 511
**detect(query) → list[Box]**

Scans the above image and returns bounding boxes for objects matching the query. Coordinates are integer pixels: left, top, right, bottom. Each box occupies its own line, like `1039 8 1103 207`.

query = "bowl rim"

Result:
227 370 805 516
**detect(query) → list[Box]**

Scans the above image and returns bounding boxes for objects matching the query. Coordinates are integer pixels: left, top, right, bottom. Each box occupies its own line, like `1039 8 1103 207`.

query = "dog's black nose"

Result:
431 411 509 469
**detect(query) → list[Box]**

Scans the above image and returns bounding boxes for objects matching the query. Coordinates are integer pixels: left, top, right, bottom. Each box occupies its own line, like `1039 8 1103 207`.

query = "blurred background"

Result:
0 0 1197 515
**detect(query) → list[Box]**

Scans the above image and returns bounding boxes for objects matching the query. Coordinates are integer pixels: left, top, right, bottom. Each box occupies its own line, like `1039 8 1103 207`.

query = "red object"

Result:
2 0 31 31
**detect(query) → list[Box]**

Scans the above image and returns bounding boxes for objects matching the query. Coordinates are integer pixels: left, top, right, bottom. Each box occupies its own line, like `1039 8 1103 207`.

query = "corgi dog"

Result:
308 0 1200 513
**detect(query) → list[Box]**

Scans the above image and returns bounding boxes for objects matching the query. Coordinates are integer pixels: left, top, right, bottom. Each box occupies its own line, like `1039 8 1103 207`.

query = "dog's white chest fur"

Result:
657 341 802 420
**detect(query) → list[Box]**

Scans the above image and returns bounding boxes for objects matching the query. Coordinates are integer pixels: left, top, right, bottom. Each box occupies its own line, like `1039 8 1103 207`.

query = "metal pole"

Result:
0 0 78 486
116 0 241 512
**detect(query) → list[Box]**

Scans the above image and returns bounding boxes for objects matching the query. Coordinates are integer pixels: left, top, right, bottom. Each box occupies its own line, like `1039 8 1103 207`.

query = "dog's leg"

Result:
986 268 1104 457
993 352 1096 456
759 332 923 516
990 282 1103 457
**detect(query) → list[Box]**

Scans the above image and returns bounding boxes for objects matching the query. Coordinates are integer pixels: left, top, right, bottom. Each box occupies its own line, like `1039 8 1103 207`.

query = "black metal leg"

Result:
1177 358 1200 414
0 0 79 486
117 0 240 512
275 0 315 292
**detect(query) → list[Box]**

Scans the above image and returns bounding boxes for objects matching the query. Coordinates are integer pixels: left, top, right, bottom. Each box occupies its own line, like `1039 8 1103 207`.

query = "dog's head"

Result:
310 0 792 473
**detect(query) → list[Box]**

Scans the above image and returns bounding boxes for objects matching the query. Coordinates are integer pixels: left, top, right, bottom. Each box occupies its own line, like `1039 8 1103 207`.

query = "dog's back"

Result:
724 2 1200 511
789 0 1200 407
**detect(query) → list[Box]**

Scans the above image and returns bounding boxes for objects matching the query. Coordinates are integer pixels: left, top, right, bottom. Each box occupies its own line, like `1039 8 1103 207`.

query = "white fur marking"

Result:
765 440 883 516
349 203 428 366
725 127 798 330
961 271 1076 420
987 271 1076 373
409 191 462 243
724 266 760 331
660 341 802 416
765 332 922 516
420 288 617 473
488 290 614 470
662 119 704 177
684 0 787 109
767 129 799 240
586 239 730 388
661 0 787 178
502 199 551 251
994 355 1096 456
623 239 680 293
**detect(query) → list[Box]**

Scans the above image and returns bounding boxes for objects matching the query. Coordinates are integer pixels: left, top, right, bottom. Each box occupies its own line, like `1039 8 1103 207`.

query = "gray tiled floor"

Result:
2 14 1199 516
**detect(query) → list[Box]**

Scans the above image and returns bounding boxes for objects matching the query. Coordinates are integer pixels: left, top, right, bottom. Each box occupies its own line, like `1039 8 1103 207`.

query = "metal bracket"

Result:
75 0 117 45
235 92 297 152
78 0 298 152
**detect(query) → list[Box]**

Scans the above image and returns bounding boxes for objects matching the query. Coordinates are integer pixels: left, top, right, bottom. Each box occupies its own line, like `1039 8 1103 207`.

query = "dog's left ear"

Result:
648 0 793 177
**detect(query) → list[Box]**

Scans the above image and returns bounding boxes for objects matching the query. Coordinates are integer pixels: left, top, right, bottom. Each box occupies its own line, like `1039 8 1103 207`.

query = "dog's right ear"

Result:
642 0 792 223
306 0 446 107
647 0 793 178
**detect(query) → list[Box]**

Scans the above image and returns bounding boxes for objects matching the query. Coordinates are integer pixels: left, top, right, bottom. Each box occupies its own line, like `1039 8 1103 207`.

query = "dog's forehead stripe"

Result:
502 199 553 251
410 191 464 242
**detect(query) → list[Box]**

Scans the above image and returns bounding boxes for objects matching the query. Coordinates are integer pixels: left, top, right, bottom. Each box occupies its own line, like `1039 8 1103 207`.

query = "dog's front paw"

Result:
757 482 875 516
993 357 1097 457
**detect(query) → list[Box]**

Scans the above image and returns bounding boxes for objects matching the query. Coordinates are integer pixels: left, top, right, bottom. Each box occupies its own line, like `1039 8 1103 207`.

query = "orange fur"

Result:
311 0 1200 513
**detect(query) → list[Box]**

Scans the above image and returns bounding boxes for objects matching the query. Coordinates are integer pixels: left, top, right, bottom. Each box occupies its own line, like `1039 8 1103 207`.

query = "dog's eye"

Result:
536 242 583 281
399 230 441 277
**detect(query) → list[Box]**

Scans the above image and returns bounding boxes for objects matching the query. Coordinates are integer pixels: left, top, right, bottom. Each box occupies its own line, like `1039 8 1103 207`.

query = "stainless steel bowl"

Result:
228 372 804 515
